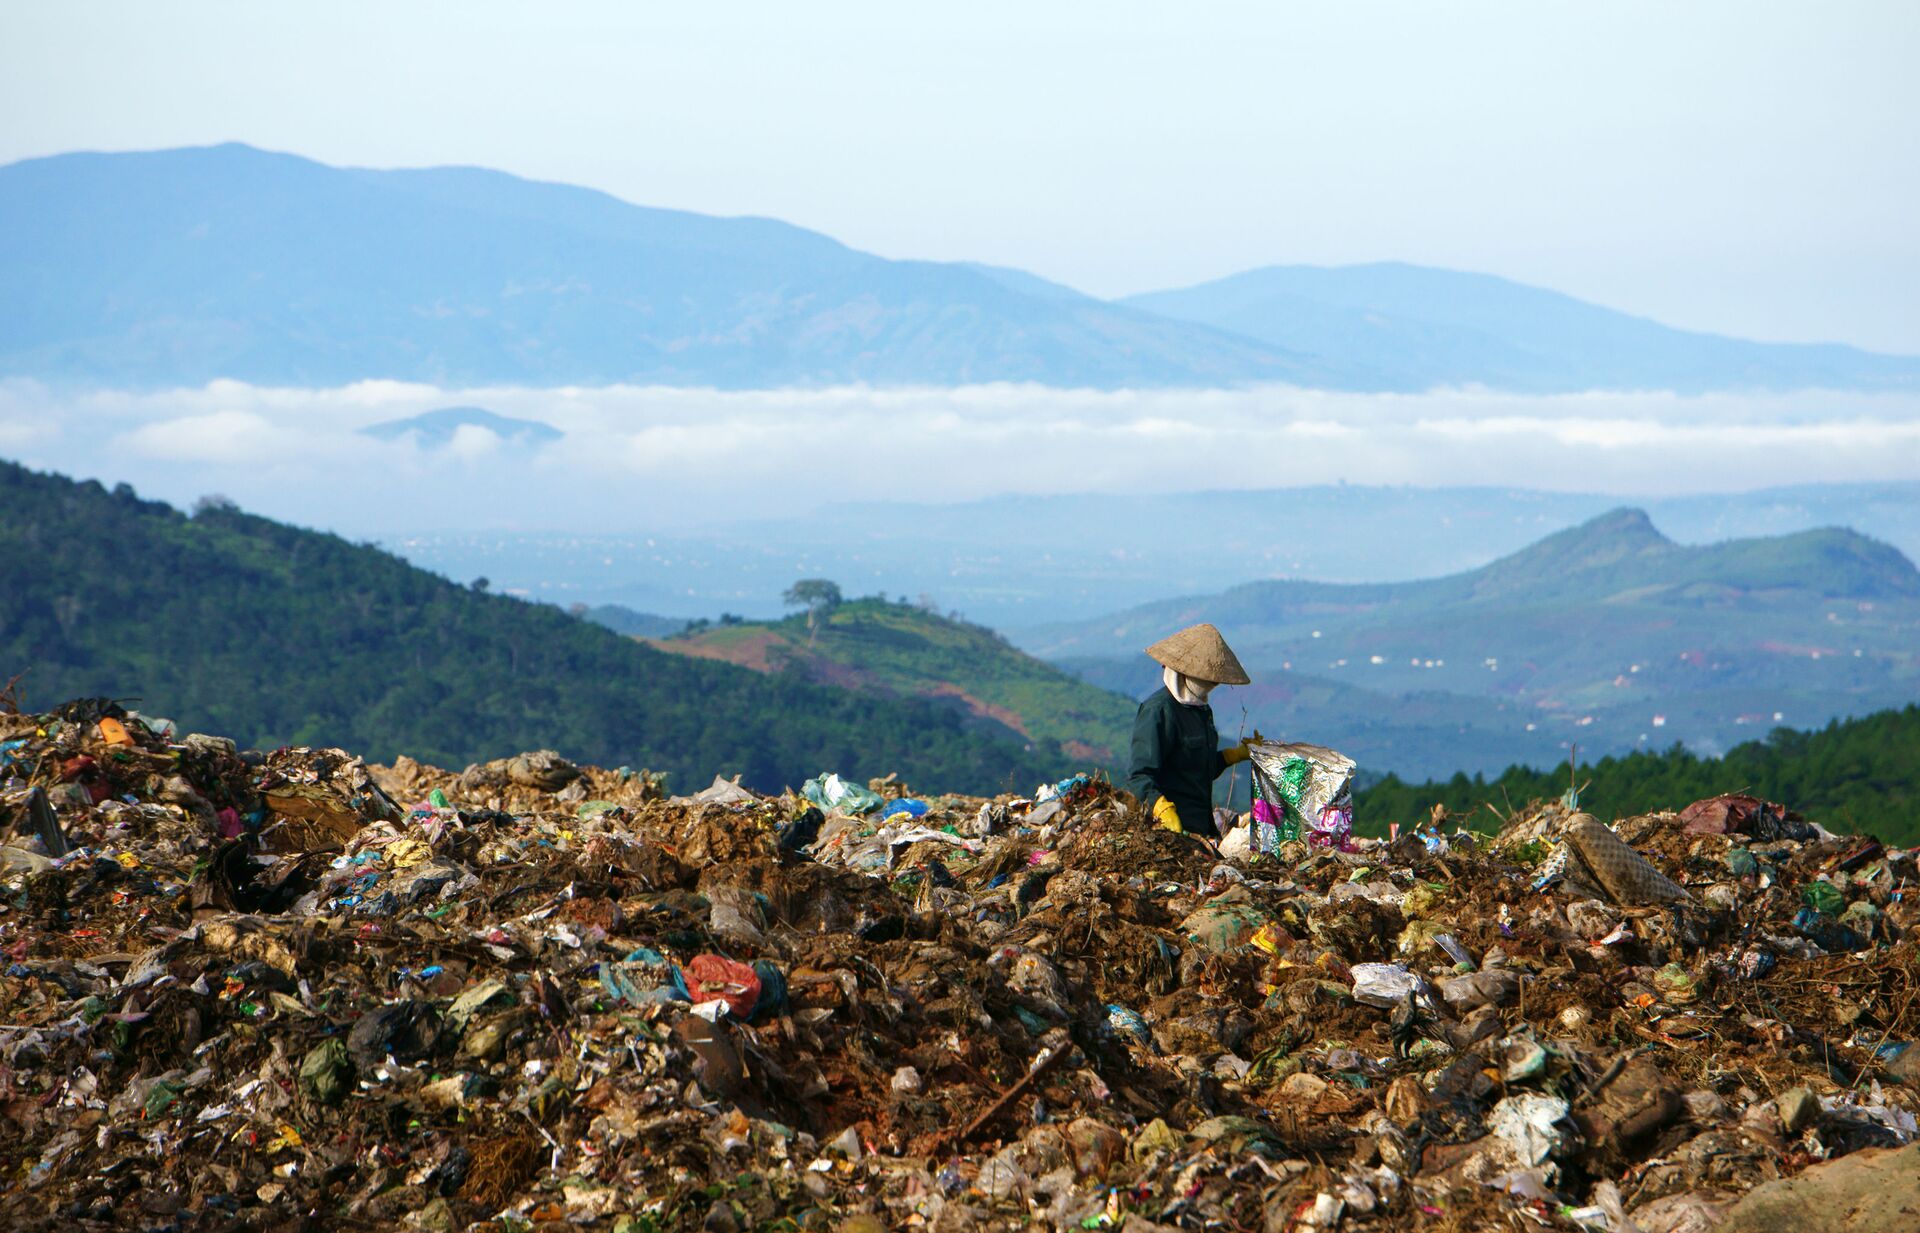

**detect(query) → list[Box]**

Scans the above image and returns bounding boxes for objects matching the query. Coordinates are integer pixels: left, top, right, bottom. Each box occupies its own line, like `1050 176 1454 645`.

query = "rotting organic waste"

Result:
1 699 1916 1231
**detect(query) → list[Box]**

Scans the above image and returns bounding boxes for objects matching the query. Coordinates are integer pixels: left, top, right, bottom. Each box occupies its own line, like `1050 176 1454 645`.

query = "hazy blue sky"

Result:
5 2 1918 352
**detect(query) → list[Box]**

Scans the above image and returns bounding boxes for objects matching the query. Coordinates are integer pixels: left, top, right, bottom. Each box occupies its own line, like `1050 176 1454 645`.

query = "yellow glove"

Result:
1152 797 1183 832
1222 731 1267 765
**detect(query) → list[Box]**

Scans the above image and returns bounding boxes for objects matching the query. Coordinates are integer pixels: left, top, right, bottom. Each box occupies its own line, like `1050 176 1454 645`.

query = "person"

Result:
1125 623 1253 839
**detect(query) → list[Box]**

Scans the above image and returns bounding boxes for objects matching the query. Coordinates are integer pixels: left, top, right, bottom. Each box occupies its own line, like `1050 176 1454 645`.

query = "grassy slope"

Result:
650 599 1137 766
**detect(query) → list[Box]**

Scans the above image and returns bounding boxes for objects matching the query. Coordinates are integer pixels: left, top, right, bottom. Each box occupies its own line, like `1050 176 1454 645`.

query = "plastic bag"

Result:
299 1038 353 1104
1350 962 1421 1008
1802 879 1845 916
801 772 885 815
1182 902 1268 953
1309 802 1354 849
1487 1093 1573 1170
1248 742 1357 856
682 954 763 1018
1107 1004 1155 1050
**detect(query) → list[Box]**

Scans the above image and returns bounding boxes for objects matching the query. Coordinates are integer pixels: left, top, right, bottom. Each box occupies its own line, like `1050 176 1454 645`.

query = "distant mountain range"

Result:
6 143 1918 391
1027 509 1920 778
392 481 1920 627
1123 263 1920 394
578 603 686 639
399 503 1920 781
0 144 1313 389
361 406 562 449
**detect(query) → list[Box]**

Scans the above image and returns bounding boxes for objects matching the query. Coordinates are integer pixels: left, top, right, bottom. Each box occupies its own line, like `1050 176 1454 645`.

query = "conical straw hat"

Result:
1144 623 1249 685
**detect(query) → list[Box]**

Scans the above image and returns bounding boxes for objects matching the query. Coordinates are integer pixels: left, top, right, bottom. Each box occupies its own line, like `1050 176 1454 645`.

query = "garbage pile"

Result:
2 700 1918 1232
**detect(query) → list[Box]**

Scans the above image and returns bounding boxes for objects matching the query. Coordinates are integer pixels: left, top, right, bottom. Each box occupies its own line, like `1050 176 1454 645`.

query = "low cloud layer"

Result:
4 379 1917 536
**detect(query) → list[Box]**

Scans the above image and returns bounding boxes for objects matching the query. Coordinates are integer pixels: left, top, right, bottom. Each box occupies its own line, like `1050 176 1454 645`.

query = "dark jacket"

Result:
1126 686 1226 837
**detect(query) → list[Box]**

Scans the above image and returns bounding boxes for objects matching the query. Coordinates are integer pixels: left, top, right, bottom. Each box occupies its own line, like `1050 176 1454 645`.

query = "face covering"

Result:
1163 665 1217 706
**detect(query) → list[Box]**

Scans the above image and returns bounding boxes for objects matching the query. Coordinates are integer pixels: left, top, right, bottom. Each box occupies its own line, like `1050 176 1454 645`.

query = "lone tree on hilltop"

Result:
783 578 842 642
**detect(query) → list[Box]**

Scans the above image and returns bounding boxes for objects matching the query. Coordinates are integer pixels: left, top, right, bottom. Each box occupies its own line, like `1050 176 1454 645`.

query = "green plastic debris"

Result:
299 1038 353 1105
428 788 451 809
1248 1042 1302 1085
800 772 884 815
577 800 622 819
142 1078 184 1119
1651 962 1699 1004
1803 880 1846 917
445 978 514 1035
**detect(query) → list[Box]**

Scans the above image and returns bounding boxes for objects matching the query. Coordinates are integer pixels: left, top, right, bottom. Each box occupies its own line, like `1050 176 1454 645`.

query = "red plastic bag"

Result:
682 954 761 1018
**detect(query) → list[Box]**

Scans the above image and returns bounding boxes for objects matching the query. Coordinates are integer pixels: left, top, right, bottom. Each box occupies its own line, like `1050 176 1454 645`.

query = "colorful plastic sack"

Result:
1309 802 1354 849
1247 741 1357 856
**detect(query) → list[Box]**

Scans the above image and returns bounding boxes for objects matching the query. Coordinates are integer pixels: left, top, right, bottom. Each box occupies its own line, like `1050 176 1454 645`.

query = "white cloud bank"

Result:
3 379 1917 535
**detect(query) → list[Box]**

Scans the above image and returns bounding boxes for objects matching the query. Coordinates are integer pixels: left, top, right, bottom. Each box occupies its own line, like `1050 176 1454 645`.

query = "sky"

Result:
5 2 1919 353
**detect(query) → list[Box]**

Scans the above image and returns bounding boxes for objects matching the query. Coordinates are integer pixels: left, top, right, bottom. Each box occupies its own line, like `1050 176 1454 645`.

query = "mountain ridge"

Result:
1029 508 1920 654
361 406 562 448
1026 508 1920 778
1123 261 1920 392
0 142 1324 390
6 144 1919 391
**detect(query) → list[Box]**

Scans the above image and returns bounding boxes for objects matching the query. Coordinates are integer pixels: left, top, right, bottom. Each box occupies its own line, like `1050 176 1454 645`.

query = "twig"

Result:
951 1040 1075 1145
520 1107 564 1171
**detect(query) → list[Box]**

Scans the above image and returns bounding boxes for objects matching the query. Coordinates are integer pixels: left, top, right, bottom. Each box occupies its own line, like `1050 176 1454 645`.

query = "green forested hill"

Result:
1358 705 1920 845
0 461 1068 794
645 599 1136 766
